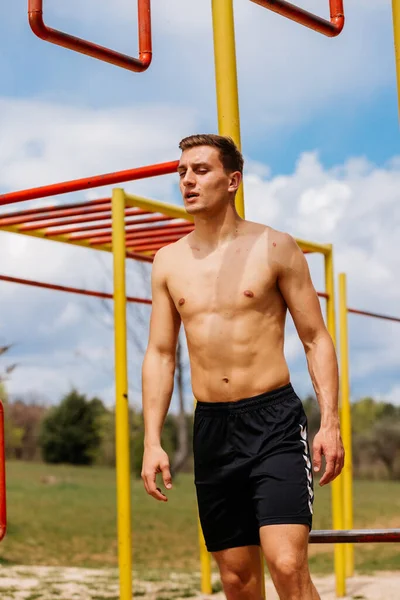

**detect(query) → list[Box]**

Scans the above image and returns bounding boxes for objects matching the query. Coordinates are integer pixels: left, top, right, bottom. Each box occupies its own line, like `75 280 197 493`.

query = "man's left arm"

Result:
276 233 344 486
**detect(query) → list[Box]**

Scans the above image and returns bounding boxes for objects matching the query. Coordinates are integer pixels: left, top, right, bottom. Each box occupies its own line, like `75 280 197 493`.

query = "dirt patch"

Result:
0 565 399 599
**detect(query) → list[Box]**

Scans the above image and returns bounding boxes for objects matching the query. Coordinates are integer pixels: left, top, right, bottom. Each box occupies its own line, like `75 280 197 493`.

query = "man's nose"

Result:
183 170 195 185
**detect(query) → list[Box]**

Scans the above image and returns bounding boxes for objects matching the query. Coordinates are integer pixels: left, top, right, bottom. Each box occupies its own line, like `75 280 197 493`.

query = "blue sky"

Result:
1 0 400 409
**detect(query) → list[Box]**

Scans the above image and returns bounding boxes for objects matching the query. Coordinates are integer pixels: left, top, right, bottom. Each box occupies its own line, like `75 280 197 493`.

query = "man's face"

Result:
177 146 239 215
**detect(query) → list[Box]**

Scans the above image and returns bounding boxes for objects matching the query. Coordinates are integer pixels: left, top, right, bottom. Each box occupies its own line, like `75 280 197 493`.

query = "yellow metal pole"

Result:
198 518 213 594
325 248 346 598
211 0 244 218
211 0 266 595
112 187 133 600
339 273 354 577
211 1 266 596
393 0 400 119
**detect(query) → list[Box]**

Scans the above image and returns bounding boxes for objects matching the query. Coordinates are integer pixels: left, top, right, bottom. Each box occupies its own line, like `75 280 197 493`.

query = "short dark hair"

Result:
179 133 244 174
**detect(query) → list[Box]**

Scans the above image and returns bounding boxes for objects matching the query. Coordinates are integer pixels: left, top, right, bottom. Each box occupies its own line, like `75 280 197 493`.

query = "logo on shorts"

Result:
300 424 314 515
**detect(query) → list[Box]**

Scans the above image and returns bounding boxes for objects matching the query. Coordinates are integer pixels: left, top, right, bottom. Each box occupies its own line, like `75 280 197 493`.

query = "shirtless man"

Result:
141 134 344 600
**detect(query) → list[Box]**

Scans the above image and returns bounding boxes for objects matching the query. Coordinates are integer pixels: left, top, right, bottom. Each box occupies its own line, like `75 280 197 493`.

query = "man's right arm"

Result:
141 248 181 502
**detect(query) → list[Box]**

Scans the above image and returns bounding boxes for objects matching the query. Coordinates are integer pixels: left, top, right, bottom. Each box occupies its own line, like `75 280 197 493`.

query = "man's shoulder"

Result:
244 220 297 249
152 235 191 269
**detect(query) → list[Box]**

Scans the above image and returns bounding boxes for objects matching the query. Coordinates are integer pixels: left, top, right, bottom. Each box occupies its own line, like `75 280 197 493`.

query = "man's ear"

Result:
228 171 242 193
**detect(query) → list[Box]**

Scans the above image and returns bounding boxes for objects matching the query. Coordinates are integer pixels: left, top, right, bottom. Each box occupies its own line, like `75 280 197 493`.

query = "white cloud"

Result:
22 0 395 137
1 0 398 407
0 98 197 197
2 140 400 405
244 150 400 401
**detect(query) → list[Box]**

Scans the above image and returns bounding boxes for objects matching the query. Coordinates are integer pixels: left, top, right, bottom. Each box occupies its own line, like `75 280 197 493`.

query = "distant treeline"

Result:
2 389 400 480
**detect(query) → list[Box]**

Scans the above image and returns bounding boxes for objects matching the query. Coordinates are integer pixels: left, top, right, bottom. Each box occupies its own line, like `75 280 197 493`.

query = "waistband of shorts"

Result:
195 383 297 415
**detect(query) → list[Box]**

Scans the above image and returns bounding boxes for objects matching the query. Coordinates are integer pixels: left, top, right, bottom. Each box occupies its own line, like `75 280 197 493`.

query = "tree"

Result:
39 389 105 465
171 335 190 475
301 395 321 441
7 395 47 460
360 419 400 479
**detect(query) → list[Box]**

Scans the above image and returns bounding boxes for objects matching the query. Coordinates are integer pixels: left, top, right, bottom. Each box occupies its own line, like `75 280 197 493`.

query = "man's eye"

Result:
178 172 185 178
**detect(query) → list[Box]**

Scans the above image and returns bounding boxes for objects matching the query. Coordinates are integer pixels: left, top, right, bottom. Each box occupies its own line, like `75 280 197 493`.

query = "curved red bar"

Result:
28 0 152 72
250 0 344 37
0 402 6 542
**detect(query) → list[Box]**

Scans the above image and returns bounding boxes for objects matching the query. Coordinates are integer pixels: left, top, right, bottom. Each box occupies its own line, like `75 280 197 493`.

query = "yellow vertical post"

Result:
393 0 400 119
198 518 213 594
325 248 346 598
339 273 354 577
211 1 265 597
211 0 265 596
112 187 133 600
211 0 244 217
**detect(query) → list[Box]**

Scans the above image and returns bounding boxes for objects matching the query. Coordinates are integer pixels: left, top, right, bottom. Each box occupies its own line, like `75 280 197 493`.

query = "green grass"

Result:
1 461 400 575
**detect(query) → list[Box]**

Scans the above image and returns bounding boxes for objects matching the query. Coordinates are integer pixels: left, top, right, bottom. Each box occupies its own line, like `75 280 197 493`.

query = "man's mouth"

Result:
185 192 199 200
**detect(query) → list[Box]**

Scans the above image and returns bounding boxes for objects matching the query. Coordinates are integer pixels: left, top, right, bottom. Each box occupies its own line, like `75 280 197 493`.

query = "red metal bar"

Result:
0 197 110 220
125 223 193 240
348 307 400 324
317 291 328 299
19 208 148 233
125 232 185 247
0 402 6 541
309 529 400 544
250 0 344 37
127 236 183 251
0 160 179 207
0 203 112 228
126 250 154 263
89 222 193 245
0 275 151 305
63 215 174 239
28 0 152 73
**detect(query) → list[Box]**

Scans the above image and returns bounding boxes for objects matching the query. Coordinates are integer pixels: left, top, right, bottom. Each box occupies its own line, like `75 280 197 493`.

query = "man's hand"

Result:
312 425 345 486
141 445 172 501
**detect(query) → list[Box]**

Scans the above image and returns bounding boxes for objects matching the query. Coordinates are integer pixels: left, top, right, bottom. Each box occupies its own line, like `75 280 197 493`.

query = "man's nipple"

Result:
178 298 185 306
244 290 254 298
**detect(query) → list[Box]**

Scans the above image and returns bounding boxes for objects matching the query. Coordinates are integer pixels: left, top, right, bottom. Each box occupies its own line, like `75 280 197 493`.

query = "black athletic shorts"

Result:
193 383 314 553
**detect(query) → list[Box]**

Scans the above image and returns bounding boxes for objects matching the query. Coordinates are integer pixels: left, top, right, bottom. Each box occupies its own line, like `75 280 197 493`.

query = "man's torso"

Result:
164 221 291 402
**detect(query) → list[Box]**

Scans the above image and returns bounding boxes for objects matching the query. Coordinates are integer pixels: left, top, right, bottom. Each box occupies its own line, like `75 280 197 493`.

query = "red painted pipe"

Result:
53 215 174 239
127 236 184 251
0 274 151 304
309 529 400 544
126 250 154 263
90 222 194 245
0 160 179 206
0 402 6 541
250 0 344 37
348 307 400 324
28 0 152 72
0 203 112 228
0 198 110 220
19 209 148 233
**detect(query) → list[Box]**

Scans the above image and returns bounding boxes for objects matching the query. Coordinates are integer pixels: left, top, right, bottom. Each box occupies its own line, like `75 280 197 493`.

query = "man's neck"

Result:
192 207 244 250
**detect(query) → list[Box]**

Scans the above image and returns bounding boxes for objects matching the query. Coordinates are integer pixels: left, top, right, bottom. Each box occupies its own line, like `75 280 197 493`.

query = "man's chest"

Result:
166 252 278 317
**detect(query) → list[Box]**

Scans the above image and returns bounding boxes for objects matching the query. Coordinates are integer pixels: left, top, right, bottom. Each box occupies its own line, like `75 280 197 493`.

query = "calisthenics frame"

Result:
0 169 341 600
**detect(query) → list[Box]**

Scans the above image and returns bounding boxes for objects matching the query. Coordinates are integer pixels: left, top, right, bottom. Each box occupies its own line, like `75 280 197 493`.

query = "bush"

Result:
40 389 105 465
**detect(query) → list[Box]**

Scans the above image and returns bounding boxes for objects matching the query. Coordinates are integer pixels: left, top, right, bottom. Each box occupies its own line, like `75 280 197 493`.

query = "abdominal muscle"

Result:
184 311 290 403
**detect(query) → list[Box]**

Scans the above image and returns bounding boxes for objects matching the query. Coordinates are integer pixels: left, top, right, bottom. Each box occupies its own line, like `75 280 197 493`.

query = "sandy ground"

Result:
0 565 399 599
